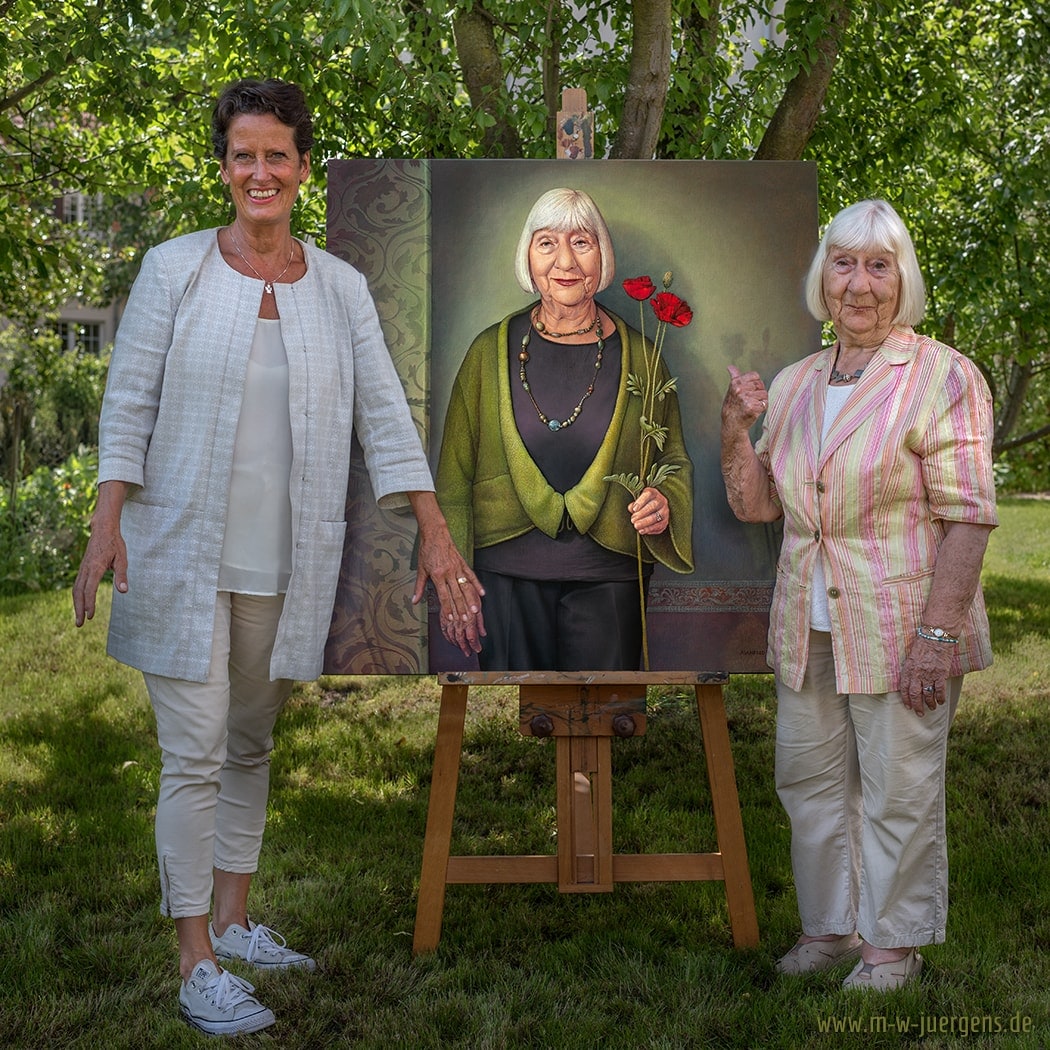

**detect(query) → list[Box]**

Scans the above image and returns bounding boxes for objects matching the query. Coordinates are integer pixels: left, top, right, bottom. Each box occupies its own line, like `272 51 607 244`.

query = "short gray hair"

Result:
513 188 616 294
804 199 926 326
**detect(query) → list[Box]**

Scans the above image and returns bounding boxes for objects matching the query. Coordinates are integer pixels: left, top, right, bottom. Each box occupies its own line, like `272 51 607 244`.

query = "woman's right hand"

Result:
722 365 769 429
720 366 781 524
73 481 129 627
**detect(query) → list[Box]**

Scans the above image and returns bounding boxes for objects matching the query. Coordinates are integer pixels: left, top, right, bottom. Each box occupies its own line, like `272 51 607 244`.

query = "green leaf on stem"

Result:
640 418 669 452
645 462 681 489
603 471 642 497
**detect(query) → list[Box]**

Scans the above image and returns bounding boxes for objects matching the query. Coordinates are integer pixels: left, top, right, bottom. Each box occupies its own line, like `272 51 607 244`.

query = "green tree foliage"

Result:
810 1 1050 483
1 0 1048 487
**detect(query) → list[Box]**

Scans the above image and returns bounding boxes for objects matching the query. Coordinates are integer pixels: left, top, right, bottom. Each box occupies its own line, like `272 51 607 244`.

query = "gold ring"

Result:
457 576 468 585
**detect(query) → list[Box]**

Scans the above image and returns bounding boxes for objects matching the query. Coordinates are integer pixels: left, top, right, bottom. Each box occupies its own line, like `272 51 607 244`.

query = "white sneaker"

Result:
210 919 317 971
179 959 275 1035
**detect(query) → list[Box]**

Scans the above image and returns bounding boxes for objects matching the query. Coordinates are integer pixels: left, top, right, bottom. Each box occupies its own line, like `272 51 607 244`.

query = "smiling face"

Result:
528 227 602 312
823 246 901 349
220 112 310 231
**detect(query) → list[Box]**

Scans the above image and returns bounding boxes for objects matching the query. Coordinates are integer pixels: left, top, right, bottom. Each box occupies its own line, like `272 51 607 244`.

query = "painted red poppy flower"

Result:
622 275 657 301
651 292 693 327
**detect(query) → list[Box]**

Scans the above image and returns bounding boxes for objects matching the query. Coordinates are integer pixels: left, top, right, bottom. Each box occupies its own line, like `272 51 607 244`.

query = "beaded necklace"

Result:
828 346 869 385
518 318 605 432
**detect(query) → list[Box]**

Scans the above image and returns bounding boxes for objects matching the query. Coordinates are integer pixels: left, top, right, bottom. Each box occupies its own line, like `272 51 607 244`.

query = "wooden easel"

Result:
412 671 759 954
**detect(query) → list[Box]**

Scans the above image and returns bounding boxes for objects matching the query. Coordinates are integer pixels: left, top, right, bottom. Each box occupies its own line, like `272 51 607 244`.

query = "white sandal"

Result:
842 948 923 991
775 934 862 974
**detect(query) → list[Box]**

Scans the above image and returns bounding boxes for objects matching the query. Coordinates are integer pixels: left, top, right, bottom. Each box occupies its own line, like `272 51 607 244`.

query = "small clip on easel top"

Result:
556 89 593 159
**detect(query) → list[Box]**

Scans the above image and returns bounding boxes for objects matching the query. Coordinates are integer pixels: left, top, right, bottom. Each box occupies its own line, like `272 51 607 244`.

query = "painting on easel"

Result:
323 159 819 675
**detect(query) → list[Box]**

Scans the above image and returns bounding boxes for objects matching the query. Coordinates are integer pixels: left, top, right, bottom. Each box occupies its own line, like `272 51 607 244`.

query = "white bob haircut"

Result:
804 199 926 327
513 187 616 294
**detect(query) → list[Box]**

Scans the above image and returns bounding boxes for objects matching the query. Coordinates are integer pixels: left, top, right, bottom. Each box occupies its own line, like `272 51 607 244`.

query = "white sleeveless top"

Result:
218 318 293 594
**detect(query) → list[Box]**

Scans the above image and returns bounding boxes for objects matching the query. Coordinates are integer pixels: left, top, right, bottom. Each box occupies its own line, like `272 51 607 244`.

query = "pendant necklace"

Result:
519 316 604 432
228 226 295 295
828 348 866 385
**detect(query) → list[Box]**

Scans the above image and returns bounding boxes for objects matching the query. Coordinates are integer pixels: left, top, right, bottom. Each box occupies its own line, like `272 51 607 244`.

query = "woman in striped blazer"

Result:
721 199 997 991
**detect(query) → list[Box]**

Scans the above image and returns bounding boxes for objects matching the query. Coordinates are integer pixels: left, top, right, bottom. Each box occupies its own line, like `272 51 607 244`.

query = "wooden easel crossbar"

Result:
412 671 759 953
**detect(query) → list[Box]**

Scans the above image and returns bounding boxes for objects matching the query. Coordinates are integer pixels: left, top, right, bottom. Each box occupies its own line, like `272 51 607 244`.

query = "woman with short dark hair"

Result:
74 78 481 1034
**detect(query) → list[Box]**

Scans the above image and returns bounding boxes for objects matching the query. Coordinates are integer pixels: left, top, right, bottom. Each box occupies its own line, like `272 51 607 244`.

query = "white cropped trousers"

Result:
143 592 293 918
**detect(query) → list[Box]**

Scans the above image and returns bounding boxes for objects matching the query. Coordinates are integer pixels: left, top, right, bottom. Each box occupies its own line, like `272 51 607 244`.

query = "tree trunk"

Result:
655 0 721 158
453 5 524 158
754 0 852 161
611 0 673 159
541 1 561 146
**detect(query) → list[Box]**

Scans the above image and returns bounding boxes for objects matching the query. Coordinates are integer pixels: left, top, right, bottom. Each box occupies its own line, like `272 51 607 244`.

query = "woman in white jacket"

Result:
73 78 483 1036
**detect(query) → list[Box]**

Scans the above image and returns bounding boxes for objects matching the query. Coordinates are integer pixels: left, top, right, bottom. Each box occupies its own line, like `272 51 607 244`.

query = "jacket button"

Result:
814 530 821 541
827 587 840 599
816 481 826 493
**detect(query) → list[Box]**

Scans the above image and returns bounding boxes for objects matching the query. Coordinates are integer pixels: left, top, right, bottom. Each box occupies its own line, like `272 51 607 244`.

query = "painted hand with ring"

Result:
628 486 670 536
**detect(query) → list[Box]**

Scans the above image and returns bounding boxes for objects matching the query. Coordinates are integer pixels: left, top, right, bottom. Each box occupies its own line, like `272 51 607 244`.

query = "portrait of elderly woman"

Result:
436 187 694 671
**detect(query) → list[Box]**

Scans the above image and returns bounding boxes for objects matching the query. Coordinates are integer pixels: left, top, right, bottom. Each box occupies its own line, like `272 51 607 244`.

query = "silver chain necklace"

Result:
228 226 295 295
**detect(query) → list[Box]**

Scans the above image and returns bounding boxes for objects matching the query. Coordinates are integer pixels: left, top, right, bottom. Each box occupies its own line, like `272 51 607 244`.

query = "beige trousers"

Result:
143 592 293 918
775 630 961 949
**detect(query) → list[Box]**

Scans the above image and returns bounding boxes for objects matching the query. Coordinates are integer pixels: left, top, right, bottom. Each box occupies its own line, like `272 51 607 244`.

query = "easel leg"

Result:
695 683 760 948
413 683 469 955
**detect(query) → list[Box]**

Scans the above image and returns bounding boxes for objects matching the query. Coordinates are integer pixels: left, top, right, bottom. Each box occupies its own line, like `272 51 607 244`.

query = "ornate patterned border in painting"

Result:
323 160 431 674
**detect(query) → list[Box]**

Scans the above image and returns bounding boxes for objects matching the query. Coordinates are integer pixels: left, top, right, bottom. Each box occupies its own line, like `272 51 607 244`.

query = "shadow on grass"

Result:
2 641 1046 1046
982 572 1050 649
0 683 158 912
268 686 749 946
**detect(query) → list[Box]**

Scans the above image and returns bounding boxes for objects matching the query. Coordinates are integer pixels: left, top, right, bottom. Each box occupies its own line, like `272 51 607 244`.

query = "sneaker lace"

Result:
245 922 289 962
203 967 257 1009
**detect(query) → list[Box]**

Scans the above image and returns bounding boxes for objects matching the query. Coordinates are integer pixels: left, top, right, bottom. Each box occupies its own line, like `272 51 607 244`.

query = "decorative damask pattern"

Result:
647 582 775 613
323 161 432 674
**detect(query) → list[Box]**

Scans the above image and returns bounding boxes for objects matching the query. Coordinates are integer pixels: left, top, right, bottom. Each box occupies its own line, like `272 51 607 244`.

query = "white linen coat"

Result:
99 228 434 682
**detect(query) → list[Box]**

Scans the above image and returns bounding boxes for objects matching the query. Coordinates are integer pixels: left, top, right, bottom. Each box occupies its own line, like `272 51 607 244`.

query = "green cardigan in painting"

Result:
436 305 694 575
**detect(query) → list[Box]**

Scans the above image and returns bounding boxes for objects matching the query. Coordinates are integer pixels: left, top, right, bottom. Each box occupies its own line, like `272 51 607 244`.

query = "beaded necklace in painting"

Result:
518 315 605 432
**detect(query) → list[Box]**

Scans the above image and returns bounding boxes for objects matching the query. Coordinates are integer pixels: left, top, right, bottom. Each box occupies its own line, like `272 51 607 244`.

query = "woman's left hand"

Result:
900 637 957 716
408 491 486 657
629 487 669 536
414 535 486 657
899 522 995 716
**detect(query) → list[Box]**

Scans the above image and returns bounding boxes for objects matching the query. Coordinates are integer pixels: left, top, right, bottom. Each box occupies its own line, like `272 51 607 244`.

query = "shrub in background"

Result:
0 447 97 593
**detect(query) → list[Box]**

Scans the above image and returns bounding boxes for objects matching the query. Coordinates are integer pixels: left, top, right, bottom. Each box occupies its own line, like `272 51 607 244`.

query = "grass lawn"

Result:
0 498 1047 1048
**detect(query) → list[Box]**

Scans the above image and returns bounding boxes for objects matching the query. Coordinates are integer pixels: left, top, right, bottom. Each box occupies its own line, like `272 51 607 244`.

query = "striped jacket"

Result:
755 326 997 694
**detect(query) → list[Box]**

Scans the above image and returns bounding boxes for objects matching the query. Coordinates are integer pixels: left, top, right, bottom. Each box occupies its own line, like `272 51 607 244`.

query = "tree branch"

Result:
754 0 852 160
996 420 1050 454
452 3 523 157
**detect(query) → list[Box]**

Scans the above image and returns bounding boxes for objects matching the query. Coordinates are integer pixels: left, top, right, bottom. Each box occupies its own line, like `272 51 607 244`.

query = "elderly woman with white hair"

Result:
436 187 694 671
721 199 997 990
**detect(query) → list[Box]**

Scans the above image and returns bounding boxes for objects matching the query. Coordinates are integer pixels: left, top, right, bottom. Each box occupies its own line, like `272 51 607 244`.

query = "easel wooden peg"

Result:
556 88 593 159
